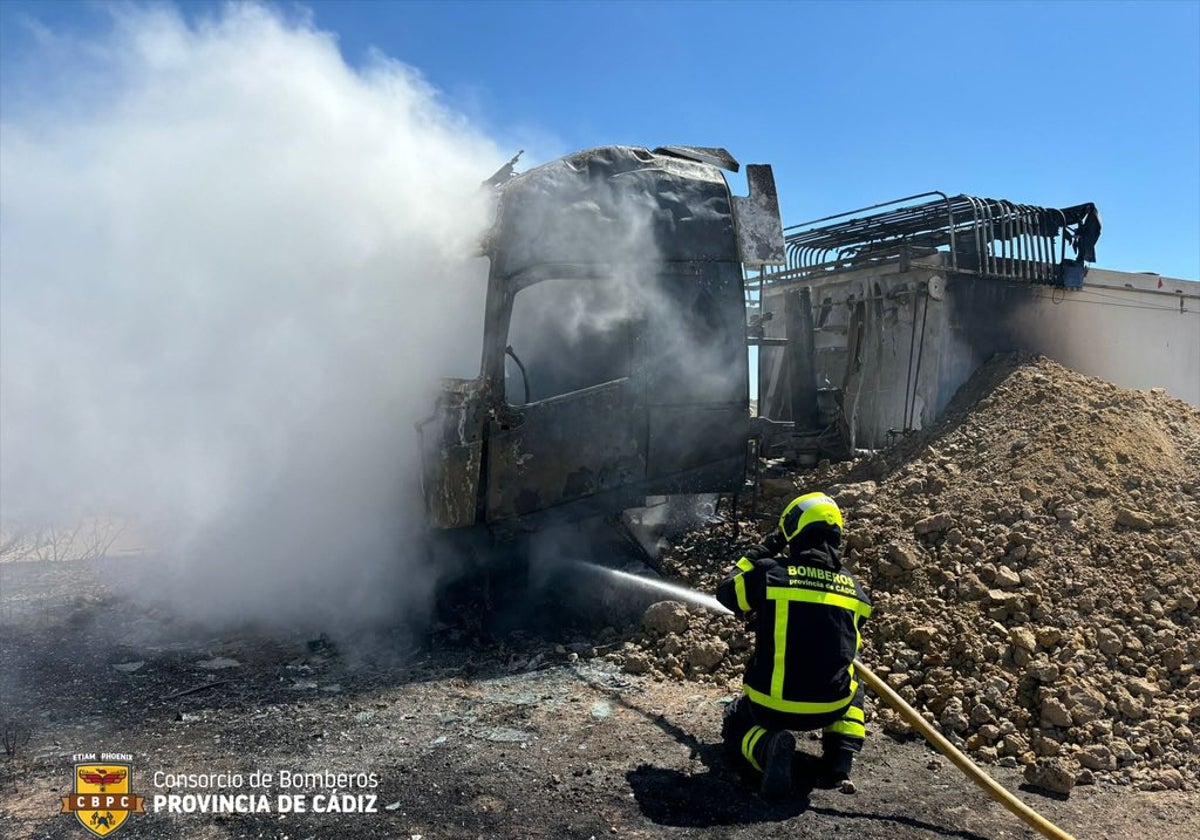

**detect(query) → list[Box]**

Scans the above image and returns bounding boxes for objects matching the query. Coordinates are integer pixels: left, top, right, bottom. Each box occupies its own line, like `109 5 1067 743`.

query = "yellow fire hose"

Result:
855 659 1077 840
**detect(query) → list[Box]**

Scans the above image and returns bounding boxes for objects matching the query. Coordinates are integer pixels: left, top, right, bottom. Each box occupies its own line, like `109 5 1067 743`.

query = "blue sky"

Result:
2 0 1198 278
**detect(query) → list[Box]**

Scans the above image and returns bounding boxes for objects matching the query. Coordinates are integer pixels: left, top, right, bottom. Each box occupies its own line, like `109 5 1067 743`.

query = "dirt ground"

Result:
3 554 1198 840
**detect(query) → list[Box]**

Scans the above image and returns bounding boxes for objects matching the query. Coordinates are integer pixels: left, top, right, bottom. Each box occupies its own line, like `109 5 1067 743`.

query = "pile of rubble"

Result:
610 354 1200 794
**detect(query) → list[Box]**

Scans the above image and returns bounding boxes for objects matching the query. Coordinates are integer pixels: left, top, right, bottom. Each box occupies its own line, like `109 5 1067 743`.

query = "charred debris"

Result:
416 144 1101 579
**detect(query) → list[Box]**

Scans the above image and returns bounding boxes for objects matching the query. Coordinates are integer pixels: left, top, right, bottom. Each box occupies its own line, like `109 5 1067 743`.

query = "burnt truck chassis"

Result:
417 145 787 544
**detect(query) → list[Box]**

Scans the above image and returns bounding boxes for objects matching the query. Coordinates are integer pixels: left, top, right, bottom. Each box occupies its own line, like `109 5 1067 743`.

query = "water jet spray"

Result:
575 562 732 615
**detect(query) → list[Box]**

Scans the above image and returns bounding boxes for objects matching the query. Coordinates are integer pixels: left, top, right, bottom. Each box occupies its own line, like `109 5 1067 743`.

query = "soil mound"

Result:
612 353 1200 793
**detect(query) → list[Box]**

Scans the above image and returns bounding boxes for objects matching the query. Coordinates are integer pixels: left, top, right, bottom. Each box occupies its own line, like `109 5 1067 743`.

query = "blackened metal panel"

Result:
785 287 818 429
644 265 748 406
426 442 482 528
731 164 786 268
639 261 748 486
485 379 647 523
488 146 739 278
652 145 740 172
645 405 746 488
417 378 487 528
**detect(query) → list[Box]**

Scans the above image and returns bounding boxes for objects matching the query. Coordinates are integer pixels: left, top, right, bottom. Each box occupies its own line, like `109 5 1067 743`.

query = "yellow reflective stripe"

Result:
740 729 759 769
766 585 872 619
733 573 751 612
747 726 767 758
741 726 766 771
744 682 860 715
771 601 788 697
736 557 755 573
825 719 866 739
844 705 865 723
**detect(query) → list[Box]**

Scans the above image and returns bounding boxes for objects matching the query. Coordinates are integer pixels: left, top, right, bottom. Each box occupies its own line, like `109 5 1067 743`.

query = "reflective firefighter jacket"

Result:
715 541 872 715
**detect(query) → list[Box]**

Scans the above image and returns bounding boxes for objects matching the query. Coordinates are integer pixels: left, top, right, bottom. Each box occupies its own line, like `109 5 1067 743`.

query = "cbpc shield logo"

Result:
60 754 145 837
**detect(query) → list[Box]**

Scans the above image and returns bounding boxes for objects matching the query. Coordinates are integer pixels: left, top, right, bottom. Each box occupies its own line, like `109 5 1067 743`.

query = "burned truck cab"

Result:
418 145 784 534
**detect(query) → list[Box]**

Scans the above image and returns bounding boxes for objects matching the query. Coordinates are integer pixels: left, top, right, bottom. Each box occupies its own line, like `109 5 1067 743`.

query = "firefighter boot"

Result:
819 748 855 787
759 730 796 801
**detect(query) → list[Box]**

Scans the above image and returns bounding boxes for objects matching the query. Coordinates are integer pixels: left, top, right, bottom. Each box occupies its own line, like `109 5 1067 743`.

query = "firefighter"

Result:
715 492 871 800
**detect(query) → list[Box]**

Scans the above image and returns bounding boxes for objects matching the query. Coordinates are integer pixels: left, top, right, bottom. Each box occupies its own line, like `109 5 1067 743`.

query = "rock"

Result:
1115 508 1155 530
939 699 970 733
1040 697 1072 728
1126 677 1161 697
1035 627 1063 647
1063 685 1107 724
970 704 996 727
907 626 939 647
1010 628 1037 652
1027 660 1060 683
975 723 1001 743
622 653 652 675
1023 757 1078 795
994 566 1022 588
760 478 798 499
845 531 872 551
1096 628 1123 655
1118 694 1145 720
1031 732 1061 757
643 601 690 635
877 558 905 579
889 543 922 570
1161 647 1187 670
829 481 877 505
1006 544 1029 562
959 573 989 600
881 712 912 737
686 639 728 672
1155 768 1184 790
914 513 954 535
1077 745 1116 771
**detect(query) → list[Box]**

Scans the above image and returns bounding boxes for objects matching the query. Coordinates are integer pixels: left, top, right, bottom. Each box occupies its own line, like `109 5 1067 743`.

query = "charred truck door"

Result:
418 145 784 531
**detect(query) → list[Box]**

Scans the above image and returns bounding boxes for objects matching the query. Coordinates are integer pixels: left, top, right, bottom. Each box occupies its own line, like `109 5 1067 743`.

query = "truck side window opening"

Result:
504 276 632 405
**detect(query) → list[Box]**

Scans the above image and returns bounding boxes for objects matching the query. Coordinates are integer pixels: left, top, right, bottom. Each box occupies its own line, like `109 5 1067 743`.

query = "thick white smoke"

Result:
0 4 503 627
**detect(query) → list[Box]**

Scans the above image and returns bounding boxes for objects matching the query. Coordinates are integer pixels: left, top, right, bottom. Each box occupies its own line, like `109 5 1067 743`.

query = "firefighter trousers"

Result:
721 685 866 774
